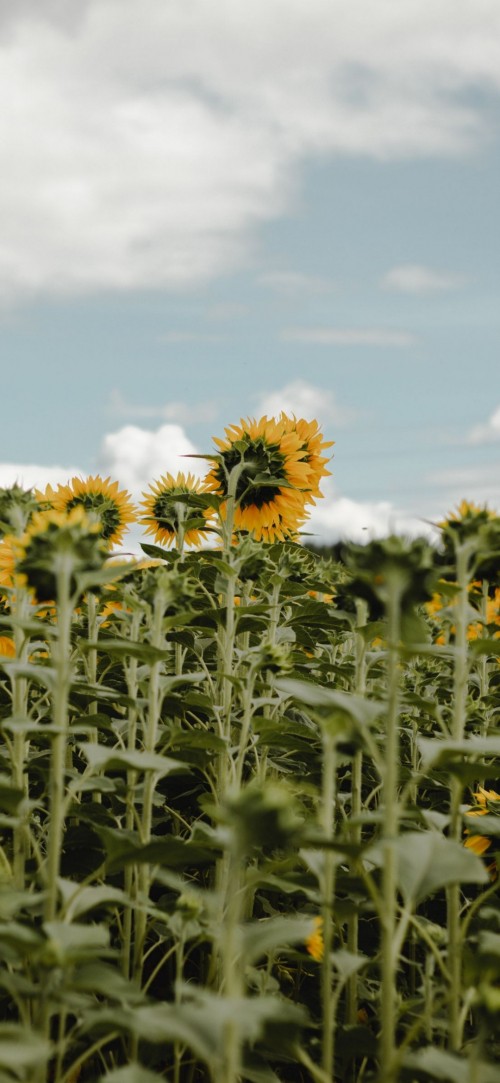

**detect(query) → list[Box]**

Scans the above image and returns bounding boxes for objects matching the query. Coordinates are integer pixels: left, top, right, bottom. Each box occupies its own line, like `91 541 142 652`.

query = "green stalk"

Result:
133 589 164 982
379 579 402 1083
44 552 73 923
320 731 337 1080
446 542 470 1052
219 841 244 1083
122 609 142 980
347 599 367 1027
11 587 30 890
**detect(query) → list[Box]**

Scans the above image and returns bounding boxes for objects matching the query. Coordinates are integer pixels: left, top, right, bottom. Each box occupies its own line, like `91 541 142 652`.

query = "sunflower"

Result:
305 916 324 962
12 506 105 603
283 416 333 503
0 636 15 658
427 581 500 647
38 476 136 549
205 415 331 543
0 538 16 590
464 787 500 864
140 472 212 549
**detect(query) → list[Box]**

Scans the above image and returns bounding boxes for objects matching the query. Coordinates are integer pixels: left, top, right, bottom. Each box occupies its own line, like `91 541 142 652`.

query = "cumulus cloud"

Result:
98 423 202 496
282 327 415 347
1 0 500 300
257 379 355 427
307 481 436 543
426 463 500 511
0 462 82 491
381 263 465 294
467 405 500 445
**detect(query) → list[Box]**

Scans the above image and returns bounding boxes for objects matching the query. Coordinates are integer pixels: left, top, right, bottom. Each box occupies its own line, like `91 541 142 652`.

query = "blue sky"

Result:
1 0 499 543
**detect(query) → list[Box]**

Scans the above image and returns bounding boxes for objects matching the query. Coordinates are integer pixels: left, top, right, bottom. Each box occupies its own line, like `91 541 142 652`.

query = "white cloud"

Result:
282 327 415 346
98 423 203 496
257 271 336 296
109 389 218 426
381 263 465 294
426 463 500 512
257 379 355 427
0 462 81 491
1 0 500 300
467 405 500 445
308 481 436 543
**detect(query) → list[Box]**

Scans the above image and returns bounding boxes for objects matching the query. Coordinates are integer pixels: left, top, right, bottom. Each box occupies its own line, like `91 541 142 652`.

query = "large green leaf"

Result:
99 1069 165 1083
240 916 315 964
0 1026 50 1076
40 921 111 965
78 744 189 777
402 1046 500 1082
366 832 487 904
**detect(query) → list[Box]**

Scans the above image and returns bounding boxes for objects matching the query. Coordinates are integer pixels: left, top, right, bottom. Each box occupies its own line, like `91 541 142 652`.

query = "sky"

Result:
1 0 499 546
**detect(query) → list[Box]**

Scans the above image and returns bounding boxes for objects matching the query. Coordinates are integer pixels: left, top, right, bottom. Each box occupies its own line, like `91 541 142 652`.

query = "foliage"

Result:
0 449 499 1083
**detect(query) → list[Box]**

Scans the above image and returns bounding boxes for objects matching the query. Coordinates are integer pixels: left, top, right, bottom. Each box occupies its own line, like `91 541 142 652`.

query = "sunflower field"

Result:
1 415 500 1083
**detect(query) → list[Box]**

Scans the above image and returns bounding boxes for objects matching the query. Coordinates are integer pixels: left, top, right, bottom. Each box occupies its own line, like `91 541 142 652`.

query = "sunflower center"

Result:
66 494 121 540
151 489 186 531
215 438 286 510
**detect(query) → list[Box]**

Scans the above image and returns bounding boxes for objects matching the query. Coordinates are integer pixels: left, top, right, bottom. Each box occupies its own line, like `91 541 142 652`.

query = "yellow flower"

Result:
284 416 333 503
427 581 500 647
441 499 489 524
0 538 16 590
0 636 15 658
12 506 105 603
305 916 324 962
205 415 331 543
140 472 212 549
38 475 136 549
464 787 500 860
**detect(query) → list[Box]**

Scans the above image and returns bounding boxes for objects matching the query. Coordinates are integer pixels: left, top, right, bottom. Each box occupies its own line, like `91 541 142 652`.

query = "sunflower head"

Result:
464 787 500 861
140 472 213 549
0 636 16 659
305 916 324 962
205 415 331 543
12 506 107 603
40 475 136 549
0 538 16 592
0 484 41 538
439 499 500 578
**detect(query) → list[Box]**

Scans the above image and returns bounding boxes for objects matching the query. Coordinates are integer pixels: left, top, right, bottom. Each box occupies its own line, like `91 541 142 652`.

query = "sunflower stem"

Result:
133 587 164 982
379 577 402 1083
11 586 30 891
347 598 367 1028
123 609 142 979
447 541 472 1052
44 552 73 923
320 731 338 1081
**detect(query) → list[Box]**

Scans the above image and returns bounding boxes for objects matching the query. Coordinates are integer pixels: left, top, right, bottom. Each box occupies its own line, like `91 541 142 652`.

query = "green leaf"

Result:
402 1046 469 1082
40 921 111 965
81 637 171 663
468 638 500 657
0 1026 50 1075
276 678 382 728
68 962 142 1001
99 1069 165 1083
61 882 131 921
78 744 189 777
241 916 315 963
331 949 369 982
419 736 500 769
366 832 487 904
